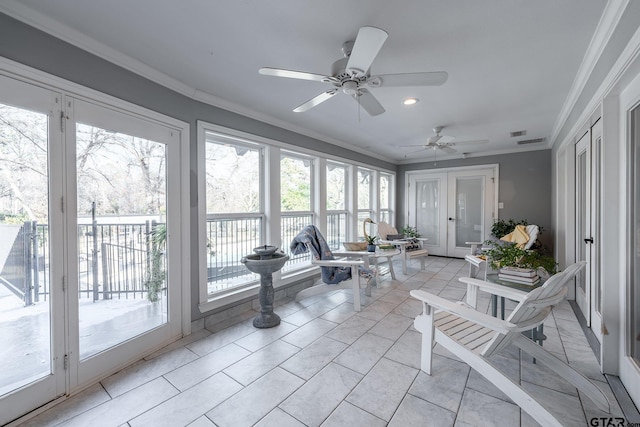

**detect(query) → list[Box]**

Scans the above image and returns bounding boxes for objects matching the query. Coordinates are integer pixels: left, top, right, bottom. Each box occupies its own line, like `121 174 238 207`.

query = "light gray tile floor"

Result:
20 257 627 426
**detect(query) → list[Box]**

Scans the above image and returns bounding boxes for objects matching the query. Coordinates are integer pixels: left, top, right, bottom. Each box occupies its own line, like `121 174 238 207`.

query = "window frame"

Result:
197 121 395 311
326 161 349 251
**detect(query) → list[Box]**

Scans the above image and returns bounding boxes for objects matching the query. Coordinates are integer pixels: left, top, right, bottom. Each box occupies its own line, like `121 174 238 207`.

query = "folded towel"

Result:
500 224 530 249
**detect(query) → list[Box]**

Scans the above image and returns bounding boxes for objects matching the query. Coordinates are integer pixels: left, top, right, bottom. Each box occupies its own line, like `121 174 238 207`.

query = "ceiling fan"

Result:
401 126 489 155
258 26 448 116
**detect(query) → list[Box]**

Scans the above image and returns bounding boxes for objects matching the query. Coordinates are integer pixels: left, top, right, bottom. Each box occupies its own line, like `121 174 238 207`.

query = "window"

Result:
281 152 313 272
204 133 263 294
327 162 347 250
379 172 392 224
197 122 395 306
357 167 373 239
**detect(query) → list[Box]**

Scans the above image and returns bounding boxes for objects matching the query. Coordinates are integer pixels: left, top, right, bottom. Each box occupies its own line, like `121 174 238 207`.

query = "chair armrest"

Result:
458 276 529 301
311 259 365 268
410 289 515 333
464 254 486 267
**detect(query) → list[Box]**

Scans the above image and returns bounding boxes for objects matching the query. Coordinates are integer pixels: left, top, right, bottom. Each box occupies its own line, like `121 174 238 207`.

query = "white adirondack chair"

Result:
410 262 609 427
290 225 373 312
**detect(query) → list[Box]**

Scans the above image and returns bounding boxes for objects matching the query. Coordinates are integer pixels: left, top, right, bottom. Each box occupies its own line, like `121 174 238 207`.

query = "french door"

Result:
0 73 66 425
0 74 184 424
620 76 640 409
407 166 497 258
575 120 603 343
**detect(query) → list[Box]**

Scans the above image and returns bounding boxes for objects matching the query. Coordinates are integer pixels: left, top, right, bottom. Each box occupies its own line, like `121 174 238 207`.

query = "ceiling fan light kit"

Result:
259 26 447 116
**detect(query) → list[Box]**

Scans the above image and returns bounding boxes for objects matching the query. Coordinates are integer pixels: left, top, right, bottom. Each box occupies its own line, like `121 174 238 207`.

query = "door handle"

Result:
448 217 455 221
584 237 594 244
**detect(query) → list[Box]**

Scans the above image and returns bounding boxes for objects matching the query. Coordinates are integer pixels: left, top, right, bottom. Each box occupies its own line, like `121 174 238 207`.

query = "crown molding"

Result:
396 144 550 166
549 0 629 148
0 1 395 165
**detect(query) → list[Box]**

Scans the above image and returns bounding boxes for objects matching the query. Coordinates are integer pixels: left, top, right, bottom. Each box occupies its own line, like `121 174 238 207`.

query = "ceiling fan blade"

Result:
427 135 442 144
453 139 490 145
352 88 385 116
376 71 448 87
259 67 336 83
293 89 338 112
439 145 457 154
346 26 388 77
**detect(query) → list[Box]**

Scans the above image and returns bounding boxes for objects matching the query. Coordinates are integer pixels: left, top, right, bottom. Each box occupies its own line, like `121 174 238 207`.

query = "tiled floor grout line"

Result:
19 257 624 426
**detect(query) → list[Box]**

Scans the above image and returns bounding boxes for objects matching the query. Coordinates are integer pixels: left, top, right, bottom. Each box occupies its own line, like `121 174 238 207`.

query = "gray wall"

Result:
397 150 553 251
0 13 396 321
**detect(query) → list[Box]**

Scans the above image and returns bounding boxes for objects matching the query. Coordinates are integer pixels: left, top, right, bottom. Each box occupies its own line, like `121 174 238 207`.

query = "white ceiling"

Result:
1 0 608 163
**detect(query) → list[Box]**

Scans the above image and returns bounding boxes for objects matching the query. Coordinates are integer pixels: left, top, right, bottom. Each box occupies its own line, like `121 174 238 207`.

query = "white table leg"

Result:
386 255 397 280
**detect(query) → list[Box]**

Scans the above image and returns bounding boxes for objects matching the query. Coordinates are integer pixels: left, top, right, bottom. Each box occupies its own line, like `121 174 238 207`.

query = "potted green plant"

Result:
483 240 558 276
365 234 377 252
490 218 529 239
400 225 421 238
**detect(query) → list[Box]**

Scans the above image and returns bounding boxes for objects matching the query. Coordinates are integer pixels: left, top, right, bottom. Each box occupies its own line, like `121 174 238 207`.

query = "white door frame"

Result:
406 164 498 257
574 121 603 343
65 95 187 391
0 57 191 424
617 68 640 409
0 71 67 427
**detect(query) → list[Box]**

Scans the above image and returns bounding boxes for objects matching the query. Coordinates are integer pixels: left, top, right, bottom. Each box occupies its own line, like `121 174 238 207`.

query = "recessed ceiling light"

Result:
402 98 419 106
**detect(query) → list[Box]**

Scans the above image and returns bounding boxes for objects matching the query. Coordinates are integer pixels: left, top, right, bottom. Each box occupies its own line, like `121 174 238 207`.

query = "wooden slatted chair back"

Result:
481 262 586 356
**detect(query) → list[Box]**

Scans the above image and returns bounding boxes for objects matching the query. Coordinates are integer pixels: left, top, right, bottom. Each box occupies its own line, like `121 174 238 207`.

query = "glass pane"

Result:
358 211 373 240
577 150 588 293
281 156 311 212
205 138 261 293
281 213 313 273
380 174 390 210
631 104 640 362
205 138 260 214
0 104 51 395
326 163 345 211
415 179 439 245
326 212 346 251
76 123 168 359
358 168 371 210
455 177 483 247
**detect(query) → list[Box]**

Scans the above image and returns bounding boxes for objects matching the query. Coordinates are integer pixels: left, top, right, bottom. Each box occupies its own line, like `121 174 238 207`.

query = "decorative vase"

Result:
367 244 376 252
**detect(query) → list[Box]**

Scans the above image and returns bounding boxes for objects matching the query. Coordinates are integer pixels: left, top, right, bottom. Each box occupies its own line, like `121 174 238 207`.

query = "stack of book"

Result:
498 266 540 286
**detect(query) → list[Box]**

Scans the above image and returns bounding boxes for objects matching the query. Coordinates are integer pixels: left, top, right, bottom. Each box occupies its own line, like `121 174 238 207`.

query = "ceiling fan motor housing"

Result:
332 57 352 80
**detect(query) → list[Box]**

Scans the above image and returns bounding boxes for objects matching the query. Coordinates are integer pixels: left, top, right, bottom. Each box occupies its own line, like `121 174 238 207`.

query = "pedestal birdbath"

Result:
241 245 289 328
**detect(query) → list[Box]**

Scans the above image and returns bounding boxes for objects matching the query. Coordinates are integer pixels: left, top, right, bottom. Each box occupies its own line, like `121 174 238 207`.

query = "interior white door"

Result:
0 75 66 425
447 169 495 258
575 121 603 343
407 166 496 258
409 172 447 256
619 82 640 409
